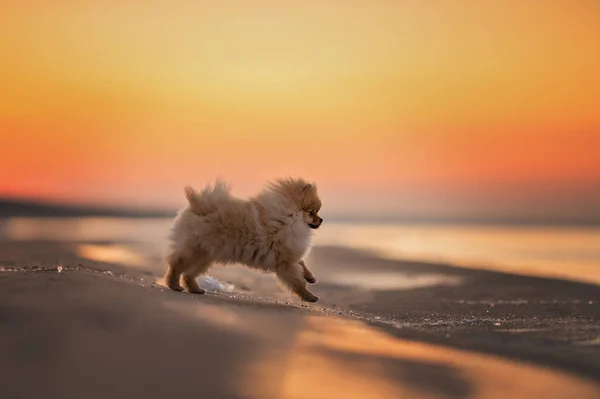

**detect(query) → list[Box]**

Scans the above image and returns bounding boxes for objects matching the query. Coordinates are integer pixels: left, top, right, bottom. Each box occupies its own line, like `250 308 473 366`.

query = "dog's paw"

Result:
168 285 184 292
188 287 206 295
301 292 319 303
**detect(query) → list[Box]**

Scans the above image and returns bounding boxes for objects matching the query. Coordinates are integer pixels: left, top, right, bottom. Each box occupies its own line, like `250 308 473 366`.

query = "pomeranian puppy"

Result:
163 177 323 302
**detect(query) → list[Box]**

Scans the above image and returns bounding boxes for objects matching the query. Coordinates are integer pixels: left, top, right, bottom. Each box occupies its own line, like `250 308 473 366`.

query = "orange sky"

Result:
1 1 599 219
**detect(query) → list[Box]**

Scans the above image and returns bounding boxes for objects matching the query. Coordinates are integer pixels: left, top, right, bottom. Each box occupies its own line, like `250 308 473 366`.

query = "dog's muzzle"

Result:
309 217 323 229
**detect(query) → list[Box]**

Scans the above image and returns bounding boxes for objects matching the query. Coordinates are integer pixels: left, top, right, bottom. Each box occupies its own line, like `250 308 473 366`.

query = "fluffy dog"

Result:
163 177 323 302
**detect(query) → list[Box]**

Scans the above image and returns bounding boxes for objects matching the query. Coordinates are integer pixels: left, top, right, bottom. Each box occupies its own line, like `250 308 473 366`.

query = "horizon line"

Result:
1 198 599 227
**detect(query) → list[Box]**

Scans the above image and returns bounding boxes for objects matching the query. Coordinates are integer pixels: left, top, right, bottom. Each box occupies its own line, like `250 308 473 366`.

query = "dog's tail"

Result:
184 178 232 216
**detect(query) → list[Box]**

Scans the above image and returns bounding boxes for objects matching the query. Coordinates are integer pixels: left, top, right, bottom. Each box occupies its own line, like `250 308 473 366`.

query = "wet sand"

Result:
1 240 600 398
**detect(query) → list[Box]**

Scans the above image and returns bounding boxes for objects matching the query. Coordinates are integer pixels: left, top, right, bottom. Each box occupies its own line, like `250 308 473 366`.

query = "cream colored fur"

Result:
164 177 323 302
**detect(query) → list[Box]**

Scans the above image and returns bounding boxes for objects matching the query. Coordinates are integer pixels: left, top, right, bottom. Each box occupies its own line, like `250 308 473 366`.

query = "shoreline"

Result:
1 241 599 384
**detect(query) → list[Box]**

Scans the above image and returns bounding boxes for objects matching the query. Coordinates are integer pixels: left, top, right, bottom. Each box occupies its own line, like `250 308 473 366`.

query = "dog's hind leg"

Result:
182 275 205 295
164 253 185 292
299 260 317 284
181 257 211 295
276 263 319 303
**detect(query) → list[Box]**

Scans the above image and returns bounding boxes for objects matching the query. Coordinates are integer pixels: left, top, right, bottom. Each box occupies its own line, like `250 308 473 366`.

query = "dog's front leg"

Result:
276 262 319 303
299 259 317 284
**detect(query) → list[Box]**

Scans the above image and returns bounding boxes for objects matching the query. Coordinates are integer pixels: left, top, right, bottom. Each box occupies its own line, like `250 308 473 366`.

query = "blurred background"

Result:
1 1 599 284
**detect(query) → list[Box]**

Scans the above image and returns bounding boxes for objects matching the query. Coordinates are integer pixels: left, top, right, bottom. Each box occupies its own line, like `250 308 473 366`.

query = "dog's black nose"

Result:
318 217 323 224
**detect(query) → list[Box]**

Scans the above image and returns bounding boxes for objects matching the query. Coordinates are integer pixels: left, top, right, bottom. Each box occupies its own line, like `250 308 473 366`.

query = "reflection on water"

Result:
0 217 172 242
332 271 462 291
164 300 600 399
317 223 600 285
2 217 600 285
77 244 147 267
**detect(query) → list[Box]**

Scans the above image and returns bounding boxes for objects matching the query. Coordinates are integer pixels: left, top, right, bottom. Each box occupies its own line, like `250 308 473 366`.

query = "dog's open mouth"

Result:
308 223 320 229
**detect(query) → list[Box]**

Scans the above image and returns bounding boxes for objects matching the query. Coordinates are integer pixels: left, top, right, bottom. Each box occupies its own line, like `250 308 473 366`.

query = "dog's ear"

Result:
301 184 312 193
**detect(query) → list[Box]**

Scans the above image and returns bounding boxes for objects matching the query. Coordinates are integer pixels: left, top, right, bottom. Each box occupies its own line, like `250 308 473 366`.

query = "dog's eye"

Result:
309 210 315 216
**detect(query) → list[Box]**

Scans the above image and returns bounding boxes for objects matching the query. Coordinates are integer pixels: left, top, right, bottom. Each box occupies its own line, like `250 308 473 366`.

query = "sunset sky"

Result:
1 1 599 221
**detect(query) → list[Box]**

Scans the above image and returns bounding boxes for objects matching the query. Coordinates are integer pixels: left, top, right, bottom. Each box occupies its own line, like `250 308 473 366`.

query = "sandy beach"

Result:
1 236 599 399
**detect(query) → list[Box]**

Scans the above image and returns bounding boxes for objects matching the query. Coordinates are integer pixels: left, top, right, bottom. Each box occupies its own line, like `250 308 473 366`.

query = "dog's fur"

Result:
163 177 323 302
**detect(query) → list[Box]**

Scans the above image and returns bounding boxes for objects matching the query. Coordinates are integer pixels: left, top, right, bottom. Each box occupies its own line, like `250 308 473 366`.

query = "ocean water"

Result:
317 223 600 285
1 217 599 285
